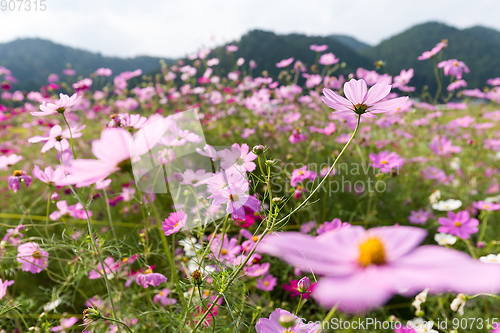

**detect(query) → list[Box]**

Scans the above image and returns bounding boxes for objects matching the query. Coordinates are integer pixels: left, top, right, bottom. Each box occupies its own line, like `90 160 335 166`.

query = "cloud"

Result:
0 0 498 58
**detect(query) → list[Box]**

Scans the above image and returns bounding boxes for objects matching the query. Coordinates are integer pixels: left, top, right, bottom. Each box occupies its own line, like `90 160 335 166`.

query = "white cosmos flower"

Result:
434 233 457 246
432 199 462 211
428 190 441 204
179 237 201 257
450 294 467 316
412 288 429 314
479 253 500 264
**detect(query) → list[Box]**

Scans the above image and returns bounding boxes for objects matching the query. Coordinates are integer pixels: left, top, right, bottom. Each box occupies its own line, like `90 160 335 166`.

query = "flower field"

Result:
1 40 500 332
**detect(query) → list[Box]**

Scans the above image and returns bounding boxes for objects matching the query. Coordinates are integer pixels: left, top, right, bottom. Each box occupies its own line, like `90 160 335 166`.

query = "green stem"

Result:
295 294 303 316
478 212 489 243
103 190 118 240
317 305 338 333
101 316 134 333
463 238 477 259
277 115 361 225
61 113 76 159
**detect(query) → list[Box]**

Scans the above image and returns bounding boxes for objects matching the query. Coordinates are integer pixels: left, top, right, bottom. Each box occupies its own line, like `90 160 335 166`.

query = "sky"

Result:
0 0 499 59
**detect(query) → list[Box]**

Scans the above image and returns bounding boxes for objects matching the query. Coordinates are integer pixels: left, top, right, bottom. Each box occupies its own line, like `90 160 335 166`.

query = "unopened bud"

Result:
252 145 266 155
297 277 310 293
192 270 203 285
272 197 283 204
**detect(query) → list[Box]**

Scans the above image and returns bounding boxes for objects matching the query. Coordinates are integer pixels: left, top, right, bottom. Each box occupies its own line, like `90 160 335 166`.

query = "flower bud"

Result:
83 307 102 326
192 270 203 286
297 277 310 293
252 145 266 155
272 197 283 204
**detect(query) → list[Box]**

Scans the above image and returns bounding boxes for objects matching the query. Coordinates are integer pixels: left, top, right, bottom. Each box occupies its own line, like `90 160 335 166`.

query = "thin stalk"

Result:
61 113 76 159
103 190 118 240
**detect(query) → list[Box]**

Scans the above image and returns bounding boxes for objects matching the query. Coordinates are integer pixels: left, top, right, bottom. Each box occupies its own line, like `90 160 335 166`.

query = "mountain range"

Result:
1 22 500 92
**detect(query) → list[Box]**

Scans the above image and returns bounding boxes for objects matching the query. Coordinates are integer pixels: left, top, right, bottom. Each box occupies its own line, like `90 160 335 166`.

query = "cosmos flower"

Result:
322 79 408 118
50 317 79 332
153 289 177 306
316 218 350 235
0 154 22 170
434 233 457 246
472 201 500 211
276 57 294 68
408 210 433 225
162 210 187 236
417 40 447 60
290 166 317 187
88 257 119 280
260 226 500 313
310 44 328 52
255 308 322 333
319 53 339 66
8 170 32 193
136 269 168 288
369 151 405 173
437 211 479 239
31 93 81 116
28 124 85 153
0 279 14 301
282 279 317 299
256 274 277 291
438 59 470 80
17 242 49 274
432 199 462 211
32 165 66 186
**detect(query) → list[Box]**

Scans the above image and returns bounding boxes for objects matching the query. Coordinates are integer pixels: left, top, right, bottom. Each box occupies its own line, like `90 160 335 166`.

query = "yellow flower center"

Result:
358 237 386 267
381 160 388 165
32 250 41 260
485 205 490 209
252 236 258 242
298 170 304 175
221 249 228 255
229 193 239 202
144 268 153 274
264 281 269 286
13 170 23 177
454 222 462 227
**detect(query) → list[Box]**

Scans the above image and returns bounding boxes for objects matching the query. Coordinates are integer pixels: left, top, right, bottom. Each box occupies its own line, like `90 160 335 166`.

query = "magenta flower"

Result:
256 274 277 291
136 269 168 288
243 262 270 277
438 211 479 239
310 44 328 52
210 234 241 263
282 279 317 299
32 165 66 186
255 308 321 333
322 79 408 118
0 279 14 300
2 224 25 245
28 124 85 153
316 218 350 235
472 201 500 211
408 209 432 224
153 289 177 306
319 53 339 66
17 242 49 274
429 136 462 156
31 93 81 116
447 79 467 91
260 226 500 313
369 151 405 173
8 170 32 193
162 210 187 236
276 57 294 68
438 59 470 79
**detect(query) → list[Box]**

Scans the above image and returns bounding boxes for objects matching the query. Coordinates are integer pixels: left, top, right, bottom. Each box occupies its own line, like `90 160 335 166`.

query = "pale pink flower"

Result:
28 125 85 153
219 143 257 172
17 242 49 274
319 53 339 66
32 93 81 116
0 154 22 170
136 269 168 288
32 165 66 186
310 44 328 52
276 57 294 68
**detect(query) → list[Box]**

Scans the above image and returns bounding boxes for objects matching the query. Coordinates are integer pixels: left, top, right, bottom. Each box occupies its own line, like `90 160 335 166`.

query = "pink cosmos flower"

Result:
0 279 14 300
260 226 500 313
210 234 242 263
28 124 85 153
0 154 22 170
153 289 177 306
319 53 339 66
290 166 317 187
255 308 321 333
408 209 433 224
276 57 294 68
429 136 462 155
50 317 79 332
322 79 408 118
447 79 467 91
417 40 447 60
473 201 500 211
136 269 168 288
32 93 81 116
438 59 470 79
89 257 119 280
62 122 165 187
437 211 479 239
369 151 405 173
282 279 317 299
162 210 187 236
63 69 76 76
32 165 66 186
2 224 25 245
95 68 112 76
289 129 307 144
316 218 350 235
226 45 238 52
243 262 270 277
219 143 257 172
310 44 328 52
17 242 49 274
8 170 32 193
256 274 277 291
